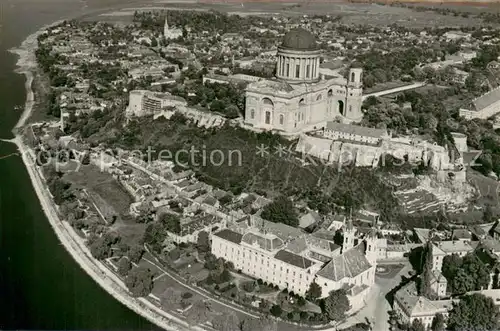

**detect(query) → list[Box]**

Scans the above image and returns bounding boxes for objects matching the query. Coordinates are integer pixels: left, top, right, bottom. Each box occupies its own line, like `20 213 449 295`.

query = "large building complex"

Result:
126 90 187 117
211 216 378 312
243 28 363 135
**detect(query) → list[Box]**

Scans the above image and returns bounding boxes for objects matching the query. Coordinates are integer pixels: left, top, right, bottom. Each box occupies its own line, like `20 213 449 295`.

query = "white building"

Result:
459 87 500 120
394 282 453 329
323 122 388 145
126 90 187 117
431 240 475 272
164 13 182 40
244 28 363 135
211 216 378 311
168 213 224 244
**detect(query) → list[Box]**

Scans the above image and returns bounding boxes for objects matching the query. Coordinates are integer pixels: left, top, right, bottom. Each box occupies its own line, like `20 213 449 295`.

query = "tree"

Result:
410 318 425 331
124 266 155 297
242 281 256 292
211 312 239 331
241 317 277 331
451 269 475 295
89 232 119 260
443 252 490 295
483 204 494 223
185 300 213 326
128 244 145 264
270 304 282 317
143 217 170 253
419 242 433 298
442 254 462 280
323 289 350 321
261 196 299 227
431 313 445 331
447 293 499 331
81 152 90 165
159 213 181 234
117 256 132 276
197 230 210 252
305 281 322 301
461 253 491 291
159 288 182 310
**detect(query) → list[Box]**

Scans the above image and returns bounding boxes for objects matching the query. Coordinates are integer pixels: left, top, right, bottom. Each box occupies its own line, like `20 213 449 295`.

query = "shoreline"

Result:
8 21 201 331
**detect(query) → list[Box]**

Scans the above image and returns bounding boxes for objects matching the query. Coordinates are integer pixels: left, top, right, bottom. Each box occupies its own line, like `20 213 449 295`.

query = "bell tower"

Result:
345 67 363 121
365 229 378 266
163 13 169 37
343 218 356 252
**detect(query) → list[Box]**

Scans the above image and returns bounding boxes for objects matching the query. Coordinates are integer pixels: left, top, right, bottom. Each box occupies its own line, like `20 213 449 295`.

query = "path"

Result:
337 262 412 331
362 82 426 101
142 256 260 319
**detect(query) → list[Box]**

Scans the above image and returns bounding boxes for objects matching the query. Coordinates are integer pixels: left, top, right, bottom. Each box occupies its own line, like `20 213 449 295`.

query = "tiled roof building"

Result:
211 215 378 313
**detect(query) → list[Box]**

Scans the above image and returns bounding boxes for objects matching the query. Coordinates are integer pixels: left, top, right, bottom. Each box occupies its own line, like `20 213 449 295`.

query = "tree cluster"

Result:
89 231 120 260
447 293 499 331
319 289 350 321
143 213 181 253
204 253 233 285
441 252 491 295
124 266 156 297
261 196 299 227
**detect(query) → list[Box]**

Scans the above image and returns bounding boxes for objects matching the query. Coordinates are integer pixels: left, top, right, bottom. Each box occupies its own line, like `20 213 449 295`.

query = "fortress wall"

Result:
153 106 226 128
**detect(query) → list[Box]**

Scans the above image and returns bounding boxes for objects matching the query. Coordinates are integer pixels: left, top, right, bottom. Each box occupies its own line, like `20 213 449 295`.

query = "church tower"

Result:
345 67 364 121
365 229 378 266
343 218 356 252
163 14 169 37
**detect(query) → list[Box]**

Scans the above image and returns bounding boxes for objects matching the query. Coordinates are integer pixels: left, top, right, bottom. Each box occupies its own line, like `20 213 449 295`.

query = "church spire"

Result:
163 12 169 36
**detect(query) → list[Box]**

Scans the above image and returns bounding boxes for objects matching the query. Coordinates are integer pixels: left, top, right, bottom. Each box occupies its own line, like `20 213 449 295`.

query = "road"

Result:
337 262 412 331
362 82 427 101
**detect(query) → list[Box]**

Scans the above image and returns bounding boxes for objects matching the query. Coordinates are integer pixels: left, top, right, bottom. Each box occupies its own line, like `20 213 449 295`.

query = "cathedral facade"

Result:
244 28 363 134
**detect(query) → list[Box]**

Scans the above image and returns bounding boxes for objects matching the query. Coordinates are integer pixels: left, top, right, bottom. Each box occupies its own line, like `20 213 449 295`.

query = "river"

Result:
0 0 160 329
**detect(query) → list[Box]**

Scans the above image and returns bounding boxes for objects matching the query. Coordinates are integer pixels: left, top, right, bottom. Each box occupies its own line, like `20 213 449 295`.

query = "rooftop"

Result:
395 282 453 318
473 87 500 111
274 250 314 269
325 122 388 139
299 211 322 229
451 229 472 240
281 28 318 51
433 240 474 255
214 229 243 244
241 231 284 252
317 242 372 282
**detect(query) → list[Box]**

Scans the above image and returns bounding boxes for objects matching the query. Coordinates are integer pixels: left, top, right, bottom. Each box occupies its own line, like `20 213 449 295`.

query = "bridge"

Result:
362 82 427 101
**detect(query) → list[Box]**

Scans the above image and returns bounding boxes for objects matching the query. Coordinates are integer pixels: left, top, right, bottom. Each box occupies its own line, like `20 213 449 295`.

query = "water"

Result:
0 0 161 329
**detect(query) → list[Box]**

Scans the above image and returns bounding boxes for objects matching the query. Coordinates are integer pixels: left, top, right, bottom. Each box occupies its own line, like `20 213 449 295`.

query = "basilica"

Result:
244 28 363 135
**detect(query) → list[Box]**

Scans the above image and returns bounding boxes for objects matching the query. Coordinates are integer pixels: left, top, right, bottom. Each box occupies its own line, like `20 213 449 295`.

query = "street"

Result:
337 262 412 331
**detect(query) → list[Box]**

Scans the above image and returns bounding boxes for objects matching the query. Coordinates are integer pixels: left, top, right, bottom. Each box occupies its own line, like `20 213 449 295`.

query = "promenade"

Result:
13 135 203 331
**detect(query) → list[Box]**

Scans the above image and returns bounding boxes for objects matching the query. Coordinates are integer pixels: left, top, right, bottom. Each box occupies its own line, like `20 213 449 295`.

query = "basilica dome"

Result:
281 28 318 51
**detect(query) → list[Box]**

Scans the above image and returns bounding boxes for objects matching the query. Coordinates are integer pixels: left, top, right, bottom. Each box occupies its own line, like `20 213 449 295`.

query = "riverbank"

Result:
12 134 201 331
9 21 201 331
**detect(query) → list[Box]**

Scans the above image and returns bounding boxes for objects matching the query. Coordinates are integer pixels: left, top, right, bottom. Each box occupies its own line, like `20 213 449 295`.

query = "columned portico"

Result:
276 48 321 84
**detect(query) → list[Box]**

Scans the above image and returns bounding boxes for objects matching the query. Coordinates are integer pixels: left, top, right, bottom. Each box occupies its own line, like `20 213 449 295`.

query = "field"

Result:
80 1 495 28
63 164 145 242
64 165 133 215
